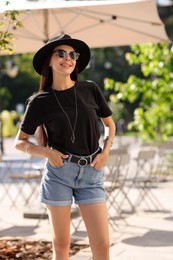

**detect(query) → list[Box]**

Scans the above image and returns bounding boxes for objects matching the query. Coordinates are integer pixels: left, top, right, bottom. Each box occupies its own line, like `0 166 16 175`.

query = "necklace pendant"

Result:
71 133 75 143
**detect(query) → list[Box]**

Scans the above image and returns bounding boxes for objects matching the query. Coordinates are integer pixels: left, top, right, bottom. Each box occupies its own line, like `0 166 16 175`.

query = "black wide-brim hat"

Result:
33 34 90 75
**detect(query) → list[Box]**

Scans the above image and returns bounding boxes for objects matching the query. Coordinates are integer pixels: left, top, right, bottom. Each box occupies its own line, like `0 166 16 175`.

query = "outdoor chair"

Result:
104 148 132 230
126 149 164 211
156 142 173 180
0 158 29 207
9 156 45 208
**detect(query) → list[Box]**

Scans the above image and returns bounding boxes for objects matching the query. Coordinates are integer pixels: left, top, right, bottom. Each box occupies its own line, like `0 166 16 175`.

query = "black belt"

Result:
66 148 101 167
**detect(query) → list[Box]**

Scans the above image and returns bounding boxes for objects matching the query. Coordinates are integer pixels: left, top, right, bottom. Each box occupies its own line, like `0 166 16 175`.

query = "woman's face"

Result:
49 45 77 77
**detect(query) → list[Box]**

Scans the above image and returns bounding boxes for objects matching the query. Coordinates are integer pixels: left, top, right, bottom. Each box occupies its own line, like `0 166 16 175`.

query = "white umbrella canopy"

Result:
0 0 169 54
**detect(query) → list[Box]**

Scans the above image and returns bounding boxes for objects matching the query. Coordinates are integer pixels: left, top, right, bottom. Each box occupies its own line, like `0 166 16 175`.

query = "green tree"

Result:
0 1 22 54
4 53 40 109
104 43 173 142
0 1 22 109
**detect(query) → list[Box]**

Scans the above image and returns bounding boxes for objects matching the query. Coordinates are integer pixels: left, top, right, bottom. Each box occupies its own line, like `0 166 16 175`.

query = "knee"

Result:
92 239 110 260
94 238 110 253
53 239 70 256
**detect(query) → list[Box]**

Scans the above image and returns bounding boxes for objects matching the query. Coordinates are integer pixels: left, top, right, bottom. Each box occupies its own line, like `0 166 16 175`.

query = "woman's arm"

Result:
91 116 116 170
14 129 69 166
101 116 116 153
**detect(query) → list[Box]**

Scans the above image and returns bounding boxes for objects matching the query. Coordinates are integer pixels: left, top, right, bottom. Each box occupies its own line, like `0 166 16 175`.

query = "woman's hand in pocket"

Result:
90 153 107 171
47 148 69 167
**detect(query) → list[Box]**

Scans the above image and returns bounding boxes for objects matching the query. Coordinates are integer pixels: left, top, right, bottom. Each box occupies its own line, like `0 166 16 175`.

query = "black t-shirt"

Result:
20 80 112 156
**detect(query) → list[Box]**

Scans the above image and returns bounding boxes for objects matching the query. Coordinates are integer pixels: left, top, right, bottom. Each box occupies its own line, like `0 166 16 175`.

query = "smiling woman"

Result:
14 34 115 260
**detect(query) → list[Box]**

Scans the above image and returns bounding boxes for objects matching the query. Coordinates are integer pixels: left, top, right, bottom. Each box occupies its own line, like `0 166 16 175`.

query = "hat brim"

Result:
33 38 90 75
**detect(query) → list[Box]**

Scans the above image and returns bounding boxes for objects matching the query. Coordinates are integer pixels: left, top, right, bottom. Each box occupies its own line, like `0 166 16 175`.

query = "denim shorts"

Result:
40 160 106 206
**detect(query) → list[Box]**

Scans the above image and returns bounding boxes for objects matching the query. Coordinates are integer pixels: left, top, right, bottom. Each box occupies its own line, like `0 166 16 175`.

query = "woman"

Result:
14 34 116 260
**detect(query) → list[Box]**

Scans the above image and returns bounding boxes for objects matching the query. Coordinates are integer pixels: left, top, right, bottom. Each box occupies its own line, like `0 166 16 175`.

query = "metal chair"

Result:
104 148 131 230
0 158 28 207
128 149 164 211
156 142 173 180
9 156 44 208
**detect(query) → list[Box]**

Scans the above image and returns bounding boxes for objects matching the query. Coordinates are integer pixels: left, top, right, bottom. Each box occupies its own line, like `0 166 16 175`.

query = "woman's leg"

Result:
79 202 110 260
46 205 71 260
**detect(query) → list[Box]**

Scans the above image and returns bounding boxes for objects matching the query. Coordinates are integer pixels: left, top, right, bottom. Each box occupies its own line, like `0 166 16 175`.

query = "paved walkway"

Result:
70 177 173 259
0 137 173 259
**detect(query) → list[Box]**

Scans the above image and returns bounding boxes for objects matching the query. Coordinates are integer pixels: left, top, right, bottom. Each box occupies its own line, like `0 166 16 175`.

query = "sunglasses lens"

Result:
70 52 80 60
56 50 66 58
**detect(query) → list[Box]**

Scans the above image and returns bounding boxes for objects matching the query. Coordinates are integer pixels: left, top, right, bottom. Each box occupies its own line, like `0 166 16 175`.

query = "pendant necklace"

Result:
52 84 78 143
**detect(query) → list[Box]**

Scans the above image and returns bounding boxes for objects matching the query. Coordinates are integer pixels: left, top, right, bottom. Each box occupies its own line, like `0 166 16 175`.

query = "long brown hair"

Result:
35 52 79 146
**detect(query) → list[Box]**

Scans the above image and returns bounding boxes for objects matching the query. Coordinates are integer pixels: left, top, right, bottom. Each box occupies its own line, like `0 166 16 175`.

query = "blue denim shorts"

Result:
40 160 106 206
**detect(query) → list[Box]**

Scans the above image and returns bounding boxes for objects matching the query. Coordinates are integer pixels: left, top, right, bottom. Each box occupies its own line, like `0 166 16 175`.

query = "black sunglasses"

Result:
53 49 80 60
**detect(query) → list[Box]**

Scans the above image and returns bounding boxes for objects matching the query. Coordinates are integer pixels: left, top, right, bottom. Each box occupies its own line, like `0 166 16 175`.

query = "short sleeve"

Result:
20 96 44 135
93 82 112 118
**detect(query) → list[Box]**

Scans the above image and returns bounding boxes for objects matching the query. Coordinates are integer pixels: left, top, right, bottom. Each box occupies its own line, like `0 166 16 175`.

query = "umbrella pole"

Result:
43 9 49 43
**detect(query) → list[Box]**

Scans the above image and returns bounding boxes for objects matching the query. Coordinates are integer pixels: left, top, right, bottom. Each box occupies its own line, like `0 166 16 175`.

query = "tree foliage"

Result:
0 1 23 110
0 1 22 54
5 54 40 109
104 43 173 142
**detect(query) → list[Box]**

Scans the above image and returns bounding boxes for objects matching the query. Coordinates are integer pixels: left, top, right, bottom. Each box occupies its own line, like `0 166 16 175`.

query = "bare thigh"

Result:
79 203 110 249
47 205 71 244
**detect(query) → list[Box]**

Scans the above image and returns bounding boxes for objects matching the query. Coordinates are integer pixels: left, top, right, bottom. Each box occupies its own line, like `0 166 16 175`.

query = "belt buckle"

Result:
78 157 88 167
